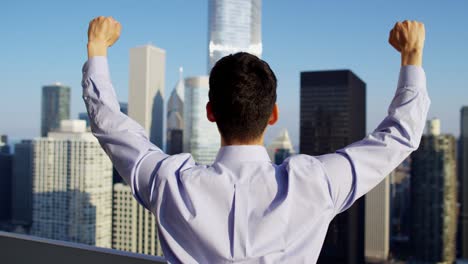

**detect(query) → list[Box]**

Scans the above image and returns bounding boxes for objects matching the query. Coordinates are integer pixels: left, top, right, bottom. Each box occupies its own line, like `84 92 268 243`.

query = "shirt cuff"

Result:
398 65 426 89
82 56 110 79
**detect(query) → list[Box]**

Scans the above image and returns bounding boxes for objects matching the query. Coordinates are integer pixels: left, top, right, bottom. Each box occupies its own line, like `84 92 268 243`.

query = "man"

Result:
83 17 428 263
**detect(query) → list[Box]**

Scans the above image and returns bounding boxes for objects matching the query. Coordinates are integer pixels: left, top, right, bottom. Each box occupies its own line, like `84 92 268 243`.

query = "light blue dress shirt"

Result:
82 57 430 263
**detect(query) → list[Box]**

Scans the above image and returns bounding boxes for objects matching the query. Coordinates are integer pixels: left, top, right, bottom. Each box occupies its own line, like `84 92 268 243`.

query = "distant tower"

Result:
410 119 457 262
208 0 262 71
11 140 33 227
300 69 366 264
266 129 295 164
112 183 163 256
365 175 390 262
166 67 185 154
459 107 468 258
31 120 113 247
41 83 70 136
128 45 165 147
184 76 220 164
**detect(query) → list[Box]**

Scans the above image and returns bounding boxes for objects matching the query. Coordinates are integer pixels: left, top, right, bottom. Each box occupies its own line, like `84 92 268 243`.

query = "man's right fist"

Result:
389 20 425 66
87 16 121 58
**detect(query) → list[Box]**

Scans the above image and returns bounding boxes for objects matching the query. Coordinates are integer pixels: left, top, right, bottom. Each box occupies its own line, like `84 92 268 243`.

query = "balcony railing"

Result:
0 231 166 264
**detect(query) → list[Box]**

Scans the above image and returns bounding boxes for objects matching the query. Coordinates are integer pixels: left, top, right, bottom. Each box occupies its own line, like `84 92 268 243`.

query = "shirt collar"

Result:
214 145 271 164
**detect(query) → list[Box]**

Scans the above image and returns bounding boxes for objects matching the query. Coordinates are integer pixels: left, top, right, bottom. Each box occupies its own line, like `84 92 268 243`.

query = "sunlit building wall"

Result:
183 76 220 164
128 45 165 147
208 0 262 71
31 120 113 247
112 183 162 256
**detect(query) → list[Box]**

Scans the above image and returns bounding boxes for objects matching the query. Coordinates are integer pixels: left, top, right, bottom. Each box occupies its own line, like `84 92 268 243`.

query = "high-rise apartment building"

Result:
112 183 162 256
11 140 33 227
410 119 457 262
459 106 468 258
41 83 70 137
0 135 10 154
208 0 262 70
266 129 295 164
167 68 184 155
365 176 390 262
31 120 113 247
184 76 220 164
300 69 366 264
128 45 165 147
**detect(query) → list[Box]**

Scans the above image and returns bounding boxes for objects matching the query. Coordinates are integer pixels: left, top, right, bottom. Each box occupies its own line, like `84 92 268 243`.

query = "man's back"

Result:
83 18 428 263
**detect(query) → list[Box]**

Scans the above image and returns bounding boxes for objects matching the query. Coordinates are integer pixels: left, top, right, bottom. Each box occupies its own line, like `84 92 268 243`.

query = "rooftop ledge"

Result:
0 231 166 264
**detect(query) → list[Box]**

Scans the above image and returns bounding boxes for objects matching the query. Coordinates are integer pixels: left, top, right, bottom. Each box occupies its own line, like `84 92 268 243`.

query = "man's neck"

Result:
221 137 264 147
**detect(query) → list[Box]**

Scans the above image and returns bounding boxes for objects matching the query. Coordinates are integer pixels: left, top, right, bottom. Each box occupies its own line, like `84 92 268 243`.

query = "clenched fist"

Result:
87 16 122 58
389 20 425 66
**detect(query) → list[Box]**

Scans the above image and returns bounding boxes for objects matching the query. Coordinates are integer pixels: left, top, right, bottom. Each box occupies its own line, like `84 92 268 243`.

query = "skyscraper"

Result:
208 0 262 70
41 83 70 137
0 152 12 222
112 183 163 256
31 120 113 247
300 69 366 264
167 68 184 155
0 135 10 154
184 76 220 164
365 176 390 262
410 119 457 262
266 129 295 164
459 106 468 258
128 45 165 147
11 140 33 227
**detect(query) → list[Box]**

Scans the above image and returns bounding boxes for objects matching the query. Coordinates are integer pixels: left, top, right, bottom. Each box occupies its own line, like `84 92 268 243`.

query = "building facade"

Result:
31 120 113 247
365 175 390 262
112 183 162 256
167 68 185 155
41 83 70 137
184 76 220 164
128 45 165 147
208 0 262 70
11 140 34 227
266 129 295 164
300 69 366 264
459 106 468 258
410 120 457 263
0 152 12 222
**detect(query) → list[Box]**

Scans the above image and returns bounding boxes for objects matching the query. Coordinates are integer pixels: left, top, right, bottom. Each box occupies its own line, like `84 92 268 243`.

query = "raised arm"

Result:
317 20 429 214
82 16 168 208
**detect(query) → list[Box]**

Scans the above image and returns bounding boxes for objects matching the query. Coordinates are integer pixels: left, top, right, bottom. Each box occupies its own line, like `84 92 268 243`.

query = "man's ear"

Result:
268 103 279 125
206 102 216 122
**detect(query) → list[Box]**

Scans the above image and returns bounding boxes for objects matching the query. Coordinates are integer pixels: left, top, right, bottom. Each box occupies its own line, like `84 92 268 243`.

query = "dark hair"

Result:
209 52 277 143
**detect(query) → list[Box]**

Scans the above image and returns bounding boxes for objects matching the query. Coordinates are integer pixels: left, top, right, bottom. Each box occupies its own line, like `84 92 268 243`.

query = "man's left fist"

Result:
87 16 121 58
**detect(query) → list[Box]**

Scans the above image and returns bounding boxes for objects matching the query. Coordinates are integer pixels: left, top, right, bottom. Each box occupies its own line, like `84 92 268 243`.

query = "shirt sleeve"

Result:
316 66 430 214
81 56 168 209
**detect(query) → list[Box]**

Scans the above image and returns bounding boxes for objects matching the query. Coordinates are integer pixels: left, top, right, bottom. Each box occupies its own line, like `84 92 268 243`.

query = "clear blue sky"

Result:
1 0 467 146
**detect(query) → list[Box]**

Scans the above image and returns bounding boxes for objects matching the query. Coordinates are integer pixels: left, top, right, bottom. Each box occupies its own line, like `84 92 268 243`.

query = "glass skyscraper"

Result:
208 0 262 71
41 83 70 137
183 76 220 165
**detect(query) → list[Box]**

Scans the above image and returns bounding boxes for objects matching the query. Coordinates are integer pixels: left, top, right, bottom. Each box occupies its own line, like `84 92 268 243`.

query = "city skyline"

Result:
1 1 467 144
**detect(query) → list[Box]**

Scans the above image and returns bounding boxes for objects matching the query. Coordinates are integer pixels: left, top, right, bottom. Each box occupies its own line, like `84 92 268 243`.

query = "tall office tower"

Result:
208 0 262 71
11 140 33 227
112 183 162 256
0 135 10 154
410 119 457 263
31 120 113 247
0 152 12 222
300 70 366 264
119 102 128 115
459 106 468 258
184 76 220 164
41 83 70 137
266 129 295 164
167 68 185 155
365 176 390 262
389 158 412 259
128 45 165 147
